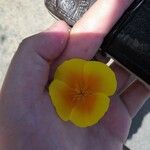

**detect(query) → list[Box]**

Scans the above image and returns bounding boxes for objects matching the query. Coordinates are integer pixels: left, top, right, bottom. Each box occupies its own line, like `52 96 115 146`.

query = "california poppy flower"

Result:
49 59 117 127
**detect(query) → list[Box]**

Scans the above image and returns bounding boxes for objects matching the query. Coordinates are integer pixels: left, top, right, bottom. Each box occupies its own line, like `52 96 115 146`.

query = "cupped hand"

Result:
0 0 149 150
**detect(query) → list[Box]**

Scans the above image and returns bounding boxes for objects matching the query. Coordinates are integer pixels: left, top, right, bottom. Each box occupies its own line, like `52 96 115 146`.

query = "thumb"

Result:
1 21 70 95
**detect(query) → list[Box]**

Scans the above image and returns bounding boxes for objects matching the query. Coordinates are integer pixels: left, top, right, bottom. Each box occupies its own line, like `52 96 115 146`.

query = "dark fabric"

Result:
123 145 130 150
101 0 150 85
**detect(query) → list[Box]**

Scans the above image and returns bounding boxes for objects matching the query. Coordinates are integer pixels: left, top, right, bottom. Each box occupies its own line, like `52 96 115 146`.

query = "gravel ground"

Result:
0 0 55 87
0 1 149 150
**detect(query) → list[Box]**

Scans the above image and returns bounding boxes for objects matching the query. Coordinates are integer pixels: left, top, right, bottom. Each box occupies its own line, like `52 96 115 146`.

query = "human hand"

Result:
0 0 150 150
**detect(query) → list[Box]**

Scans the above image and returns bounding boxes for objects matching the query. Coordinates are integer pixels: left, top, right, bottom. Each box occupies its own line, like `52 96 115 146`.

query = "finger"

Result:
120 80 150 118
110 62 135 94
1 21 70 95
59 0 134 61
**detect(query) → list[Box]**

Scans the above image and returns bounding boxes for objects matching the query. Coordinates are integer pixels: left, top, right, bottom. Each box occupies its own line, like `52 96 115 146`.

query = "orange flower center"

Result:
73 86 91 101
67 72 100 103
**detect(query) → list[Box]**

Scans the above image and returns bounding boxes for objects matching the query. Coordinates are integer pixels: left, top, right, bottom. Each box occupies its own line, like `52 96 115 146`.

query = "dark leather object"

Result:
101 0 150 86
45 0 150 86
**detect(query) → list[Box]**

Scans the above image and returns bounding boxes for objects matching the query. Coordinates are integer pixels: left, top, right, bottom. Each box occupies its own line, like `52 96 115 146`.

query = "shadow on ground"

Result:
127 98 150 139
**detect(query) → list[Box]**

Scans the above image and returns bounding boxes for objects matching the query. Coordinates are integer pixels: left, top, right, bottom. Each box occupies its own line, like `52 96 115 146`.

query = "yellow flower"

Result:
49 59 117 127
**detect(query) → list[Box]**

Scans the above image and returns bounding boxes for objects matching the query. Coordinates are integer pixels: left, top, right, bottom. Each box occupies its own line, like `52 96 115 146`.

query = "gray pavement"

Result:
0 1 149 149
0 0 55 87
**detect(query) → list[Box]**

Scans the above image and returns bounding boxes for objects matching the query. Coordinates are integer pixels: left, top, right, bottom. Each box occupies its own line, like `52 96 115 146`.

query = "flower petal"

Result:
69 93 110 127
54 59 86 87
84 61 117 96
49 80 76 121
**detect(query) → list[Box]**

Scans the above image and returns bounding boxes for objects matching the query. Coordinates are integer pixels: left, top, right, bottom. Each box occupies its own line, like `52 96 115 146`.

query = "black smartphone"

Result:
45 0 150 87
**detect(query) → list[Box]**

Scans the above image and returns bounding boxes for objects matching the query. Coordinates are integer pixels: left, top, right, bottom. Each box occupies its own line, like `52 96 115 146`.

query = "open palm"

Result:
0 1 149 149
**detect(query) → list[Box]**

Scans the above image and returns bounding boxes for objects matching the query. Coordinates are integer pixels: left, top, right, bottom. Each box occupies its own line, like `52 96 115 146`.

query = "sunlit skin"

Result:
0 0 149 149
49 59 116 127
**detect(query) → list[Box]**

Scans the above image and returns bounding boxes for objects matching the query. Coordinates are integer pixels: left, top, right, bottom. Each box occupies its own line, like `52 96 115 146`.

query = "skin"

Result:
0 0 149 149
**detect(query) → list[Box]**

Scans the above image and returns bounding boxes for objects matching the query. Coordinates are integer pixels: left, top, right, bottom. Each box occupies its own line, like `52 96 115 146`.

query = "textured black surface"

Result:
101 0 150 85
123 145 130 150
45 0 150 85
